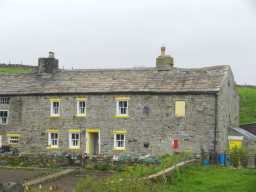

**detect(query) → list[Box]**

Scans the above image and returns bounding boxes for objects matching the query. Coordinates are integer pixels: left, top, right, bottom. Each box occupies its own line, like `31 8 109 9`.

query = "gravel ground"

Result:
0 168 52 184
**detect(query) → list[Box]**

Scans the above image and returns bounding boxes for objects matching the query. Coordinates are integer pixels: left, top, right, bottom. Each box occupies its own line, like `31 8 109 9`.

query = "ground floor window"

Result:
8 135 20 144
114 133 125 149
48 132 59 148
69 132 80 149
0 135 2 148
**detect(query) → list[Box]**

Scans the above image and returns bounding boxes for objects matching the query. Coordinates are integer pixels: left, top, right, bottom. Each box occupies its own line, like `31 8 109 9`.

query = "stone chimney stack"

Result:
156 47 174 71
38 51 59 73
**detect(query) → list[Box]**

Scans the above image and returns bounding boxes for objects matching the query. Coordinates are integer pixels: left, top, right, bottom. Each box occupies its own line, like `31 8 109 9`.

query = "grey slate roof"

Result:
0 65 230 95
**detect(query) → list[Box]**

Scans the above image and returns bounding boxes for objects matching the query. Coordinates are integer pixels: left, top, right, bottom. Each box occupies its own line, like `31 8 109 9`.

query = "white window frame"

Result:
8 135 19 145
0 135 2 148
0 97 9 105
48 132 59 148
76 100 86 116
69 132 80 149
116 100 128 116
50 100 60 117
0 110 8 125
114 133 126 150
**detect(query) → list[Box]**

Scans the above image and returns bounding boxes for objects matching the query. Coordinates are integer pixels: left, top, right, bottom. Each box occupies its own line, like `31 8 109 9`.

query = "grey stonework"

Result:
0 93 233 155
0 49 240 156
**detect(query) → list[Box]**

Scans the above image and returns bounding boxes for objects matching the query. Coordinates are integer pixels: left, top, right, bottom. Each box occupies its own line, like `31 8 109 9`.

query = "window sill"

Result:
112 115 129 119
49 115 61 118
113 148 126 151
75 114 86 117
69 147 80 150
47 146 59 149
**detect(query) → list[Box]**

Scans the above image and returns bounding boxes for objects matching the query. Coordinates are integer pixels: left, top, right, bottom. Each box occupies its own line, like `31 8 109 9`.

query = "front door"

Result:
86 129 100 156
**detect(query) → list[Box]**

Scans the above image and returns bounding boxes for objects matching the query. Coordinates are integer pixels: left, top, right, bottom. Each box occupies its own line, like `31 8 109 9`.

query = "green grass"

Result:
0 66 32 74
238 86 256 124
76 154 189 192
167 165 256 192
76 163 256 192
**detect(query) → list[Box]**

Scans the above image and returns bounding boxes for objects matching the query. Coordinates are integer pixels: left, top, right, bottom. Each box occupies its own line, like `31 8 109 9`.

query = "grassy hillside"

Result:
238 86 256 125
165 165 256 192
0 66 33 74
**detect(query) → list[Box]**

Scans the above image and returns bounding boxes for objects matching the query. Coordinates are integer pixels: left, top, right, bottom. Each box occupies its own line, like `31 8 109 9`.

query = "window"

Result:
114 133 125 149
0 97 9 104
69 132 80 149
48 132 59 148
8 134 20 144
117 101 128 116
0 135 2 148
0 111 8 125
76 99 86 116
175 101 186 117
50 100 60 116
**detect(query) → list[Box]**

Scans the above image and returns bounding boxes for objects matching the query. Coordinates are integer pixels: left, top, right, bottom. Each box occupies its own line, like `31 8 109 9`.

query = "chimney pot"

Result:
49 51 55 58
161 46 166 56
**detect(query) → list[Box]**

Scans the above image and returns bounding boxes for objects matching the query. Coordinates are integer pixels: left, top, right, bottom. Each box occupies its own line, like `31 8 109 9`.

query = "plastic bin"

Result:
218 153 225 166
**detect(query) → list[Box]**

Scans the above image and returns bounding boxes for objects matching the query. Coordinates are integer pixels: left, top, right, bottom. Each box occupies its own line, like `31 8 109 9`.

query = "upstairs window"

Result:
0 111 8 125
76 97 87 116
116 100 128 116
50 99 60 117
48 132 59 148
175 101 186 117
69 132 80 149
0 97 9 104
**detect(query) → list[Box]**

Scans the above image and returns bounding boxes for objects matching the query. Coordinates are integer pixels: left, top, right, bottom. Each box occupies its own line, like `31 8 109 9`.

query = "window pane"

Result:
0 111 8 124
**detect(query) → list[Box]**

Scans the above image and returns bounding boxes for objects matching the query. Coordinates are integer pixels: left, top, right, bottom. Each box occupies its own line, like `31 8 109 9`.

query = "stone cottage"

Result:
0 48 239 156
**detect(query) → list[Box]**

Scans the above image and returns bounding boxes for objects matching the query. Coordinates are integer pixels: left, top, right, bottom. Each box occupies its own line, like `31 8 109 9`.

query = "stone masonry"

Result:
0 48 240 156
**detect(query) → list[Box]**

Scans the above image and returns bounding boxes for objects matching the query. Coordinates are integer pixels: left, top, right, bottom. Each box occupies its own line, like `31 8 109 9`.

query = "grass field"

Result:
238 86 256 124
75 164 256 192
0 66 33 74
167 165 256 192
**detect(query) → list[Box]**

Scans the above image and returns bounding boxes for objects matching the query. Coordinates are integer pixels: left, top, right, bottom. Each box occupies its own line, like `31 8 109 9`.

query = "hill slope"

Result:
238 86 256 125
0 66 33 74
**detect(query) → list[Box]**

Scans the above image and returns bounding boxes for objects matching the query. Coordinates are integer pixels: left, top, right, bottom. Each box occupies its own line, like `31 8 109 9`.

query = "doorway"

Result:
86 129 100 156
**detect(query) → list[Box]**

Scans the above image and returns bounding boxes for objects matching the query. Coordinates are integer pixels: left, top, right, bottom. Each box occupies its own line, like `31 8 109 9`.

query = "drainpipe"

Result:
213 94 218 154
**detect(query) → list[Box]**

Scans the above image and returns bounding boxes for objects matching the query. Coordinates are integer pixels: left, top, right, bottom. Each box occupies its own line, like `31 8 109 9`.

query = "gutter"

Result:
0 90 219 97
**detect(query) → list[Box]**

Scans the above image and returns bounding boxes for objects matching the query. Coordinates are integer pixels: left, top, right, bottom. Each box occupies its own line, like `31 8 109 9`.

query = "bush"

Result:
230 147 248 168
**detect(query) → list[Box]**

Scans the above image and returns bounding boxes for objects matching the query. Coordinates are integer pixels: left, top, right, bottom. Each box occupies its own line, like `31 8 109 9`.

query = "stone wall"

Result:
217 67 240 153
0 94 217 155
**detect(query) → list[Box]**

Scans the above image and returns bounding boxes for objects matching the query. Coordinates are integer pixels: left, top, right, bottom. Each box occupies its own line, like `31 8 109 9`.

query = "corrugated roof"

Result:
0 65 230 95
232 128 256 141
240 123 256 136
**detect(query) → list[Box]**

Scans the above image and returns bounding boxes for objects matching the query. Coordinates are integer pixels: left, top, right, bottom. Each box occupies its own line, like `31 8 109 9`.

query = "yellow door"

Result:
86 129 100 156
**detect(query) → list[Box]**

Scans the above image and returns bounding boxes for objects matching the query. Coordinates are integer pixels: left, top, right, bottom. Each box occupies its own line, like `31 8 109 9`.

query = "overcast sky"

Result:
0 0 255 84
